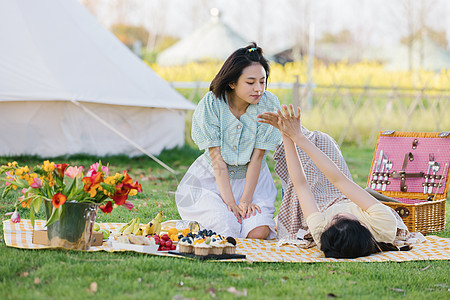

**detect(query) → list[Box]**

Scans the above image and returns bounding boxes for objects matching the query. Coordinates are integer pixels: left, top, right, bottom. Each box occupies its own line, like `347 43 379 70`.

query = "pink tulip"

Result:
30 178 42 188
5 211 21 223
11 211 21 223
123 200 134 210
87 163 109 177
65 166 84 179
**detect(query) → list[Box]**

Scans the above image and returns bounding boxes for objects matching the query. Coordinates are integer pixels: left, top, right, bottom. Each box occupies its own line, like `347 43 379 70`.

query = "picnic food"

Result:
152 234 177 251
112 217 140 237
167 227 181 241
130 235 151 245
223 237 237 255
116 235 130 244
194 237 212 256
209 235 225 255
143 211 163 236
99 229 111 240
178 236 194 253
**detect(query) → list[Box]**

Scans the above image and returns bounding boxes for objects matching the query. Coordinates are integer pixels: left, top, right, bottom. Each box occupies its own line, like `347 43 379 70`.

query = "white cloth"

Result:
175 154 277 239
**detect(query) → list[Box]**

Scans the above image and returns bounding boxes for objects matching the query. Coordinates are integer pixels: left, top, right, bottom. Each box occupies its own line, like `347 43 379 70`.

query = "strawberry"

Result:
165 240 172 248
161 233 170 241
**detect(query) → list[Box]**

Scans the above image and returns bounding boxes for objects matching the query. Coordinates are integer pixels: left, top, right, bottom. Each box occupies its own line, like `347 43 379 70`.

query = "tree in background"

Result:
389 0 442 71
111 24 149 48
319 29 354 44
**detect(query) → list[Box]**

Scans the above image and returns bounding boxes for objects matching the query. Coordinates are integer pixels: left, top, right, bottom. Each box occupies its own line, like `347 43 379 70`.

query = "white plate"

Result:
111 241 159 254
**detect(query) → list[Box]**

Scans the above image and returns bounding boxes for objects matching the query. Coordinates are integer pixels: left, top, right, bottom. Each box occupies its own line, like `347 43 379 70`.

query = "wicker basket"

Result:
381 198 446 234
367 131 450 234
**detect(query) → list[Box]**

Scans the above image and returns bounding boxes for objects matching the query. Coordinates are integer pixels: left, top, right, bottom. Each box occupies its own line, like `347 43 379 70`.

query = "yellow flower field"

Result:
150 60 450 147
150 59 450 90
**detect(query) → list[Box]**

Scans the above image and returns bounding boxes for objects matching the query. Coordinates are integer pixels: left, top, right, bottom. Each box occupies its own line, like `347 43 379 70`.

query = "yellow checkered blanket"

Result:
3 220 450 262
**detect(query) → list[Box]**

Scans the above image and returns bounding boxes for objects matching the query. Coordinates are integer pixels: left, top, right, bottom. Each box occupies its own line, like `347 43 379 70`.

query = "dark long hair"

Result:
209 42 270 100
320 218 410 259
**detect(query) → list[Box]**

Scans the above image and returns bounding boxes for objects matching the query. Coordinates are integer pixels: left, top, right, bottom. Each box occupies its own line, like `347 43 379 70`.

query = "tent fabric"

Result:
0 101 185 157
0 0 196 157
156 14 249 66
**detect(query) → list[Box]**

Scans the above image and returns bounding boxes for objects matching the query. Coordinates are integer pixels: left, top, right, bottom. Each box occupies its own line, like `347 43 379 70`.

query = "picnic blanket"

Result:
3 220 450 262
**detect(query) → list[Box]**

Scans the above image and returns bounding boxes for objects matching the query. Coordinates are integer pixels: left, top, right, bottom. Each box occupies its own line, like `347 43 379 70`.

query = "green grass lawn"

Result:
0 145 449 300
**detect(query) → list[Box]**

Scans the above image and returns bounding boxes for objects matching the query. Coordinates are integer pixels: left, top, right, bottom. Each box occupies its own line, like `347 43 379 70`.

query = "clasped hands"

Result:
227 201 261 224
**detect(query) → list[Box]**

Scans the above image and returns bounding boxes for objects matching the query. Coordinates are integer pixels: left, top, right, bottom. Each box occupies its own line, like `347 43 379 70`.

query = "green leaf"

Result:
1 185 11 198
33 197 43 214
45 205 63 227
65 177 80 200
30 208 35 229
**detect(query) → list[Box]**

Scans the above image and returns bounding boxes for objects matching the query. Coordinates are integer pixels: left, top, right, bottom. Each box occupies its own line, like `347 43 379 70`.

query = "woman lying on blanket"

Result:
258 105 424 258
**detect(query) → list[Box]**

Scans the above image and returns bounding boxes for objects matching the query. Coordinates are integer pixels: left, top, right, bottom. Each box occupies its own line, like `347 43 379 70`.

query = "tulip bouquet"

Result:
0 161 142 227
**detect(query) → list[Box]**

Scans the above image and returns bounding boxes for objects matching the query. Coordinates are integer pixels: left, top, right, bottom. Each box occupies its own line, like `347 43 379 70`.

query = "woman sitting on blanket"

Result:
258 105 424 258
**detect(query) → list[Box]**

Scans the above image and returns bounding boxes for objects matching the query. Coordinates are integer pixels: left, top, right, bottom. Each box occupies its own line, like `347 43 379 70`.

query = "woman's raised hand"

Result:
257 111 280 130
276 104 302 139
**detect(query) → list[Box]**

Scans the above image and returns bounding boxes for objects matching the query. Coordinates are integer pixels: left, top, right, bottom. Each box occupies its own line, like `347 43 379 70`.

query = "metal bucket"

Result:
45 200 98 250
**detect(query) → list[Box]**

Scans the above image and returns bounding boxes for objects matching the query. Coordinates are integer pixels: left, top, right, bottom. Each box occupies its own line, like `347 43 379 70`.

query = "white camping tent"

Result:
157 9 249 66
0 0 196 158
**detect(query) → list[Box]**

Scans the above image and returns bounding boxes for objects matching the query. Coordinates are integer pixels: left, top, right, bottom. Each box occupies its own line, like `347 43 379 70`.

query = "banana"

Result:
155 221 161 236
112 218 134 236
143 222 154 236
132 217 141 235
122 218 136 235
143 211 163 236
135 227 144 236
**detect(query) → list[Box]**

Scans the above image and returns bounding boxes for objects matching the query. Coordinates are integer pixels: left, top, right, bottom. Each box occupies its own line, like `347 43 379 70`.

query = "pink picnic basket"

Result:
367 131 450 234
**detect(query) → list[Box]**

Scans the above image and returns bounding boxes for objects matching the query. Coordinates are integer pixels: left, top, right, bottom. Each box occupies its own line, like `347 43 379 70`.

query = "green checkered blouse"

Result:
192 91 282 179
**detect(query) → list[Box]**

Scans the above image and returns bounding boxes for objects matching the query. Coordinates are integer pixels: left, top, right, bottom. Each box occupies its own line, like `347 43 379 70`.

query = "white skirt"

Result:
175 154 277 239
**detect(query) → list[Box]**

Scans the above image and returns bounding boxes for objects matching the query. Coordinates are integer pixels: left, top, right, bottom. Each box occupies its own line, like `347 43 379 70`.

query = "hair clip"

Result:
248 48 257 52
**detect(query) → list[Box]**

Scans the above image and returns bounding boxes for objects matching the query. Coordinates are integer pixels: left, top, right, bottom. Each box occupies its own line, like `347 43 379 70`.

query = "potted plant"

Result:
1 161 142 250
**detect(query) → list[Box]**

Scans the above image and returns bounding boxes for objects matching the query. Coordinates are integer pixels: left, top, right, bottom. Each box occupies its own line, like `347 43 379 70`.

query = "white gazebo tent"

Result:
0 0 195 162
157 8 249 66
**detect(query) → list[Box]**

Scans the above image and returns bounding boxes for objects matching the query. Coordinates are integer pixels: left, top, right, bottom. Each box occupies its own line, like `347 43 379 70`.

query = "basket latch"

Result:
412 139 418 149
392 152 425 192
395 207 410 218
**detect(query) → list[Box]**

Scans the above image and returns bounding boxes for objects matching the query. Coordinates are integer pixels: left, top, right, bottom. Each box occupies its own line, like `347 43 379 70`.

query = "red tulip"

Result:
99 201 113 213
52 193 67 208
55 164 69 178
